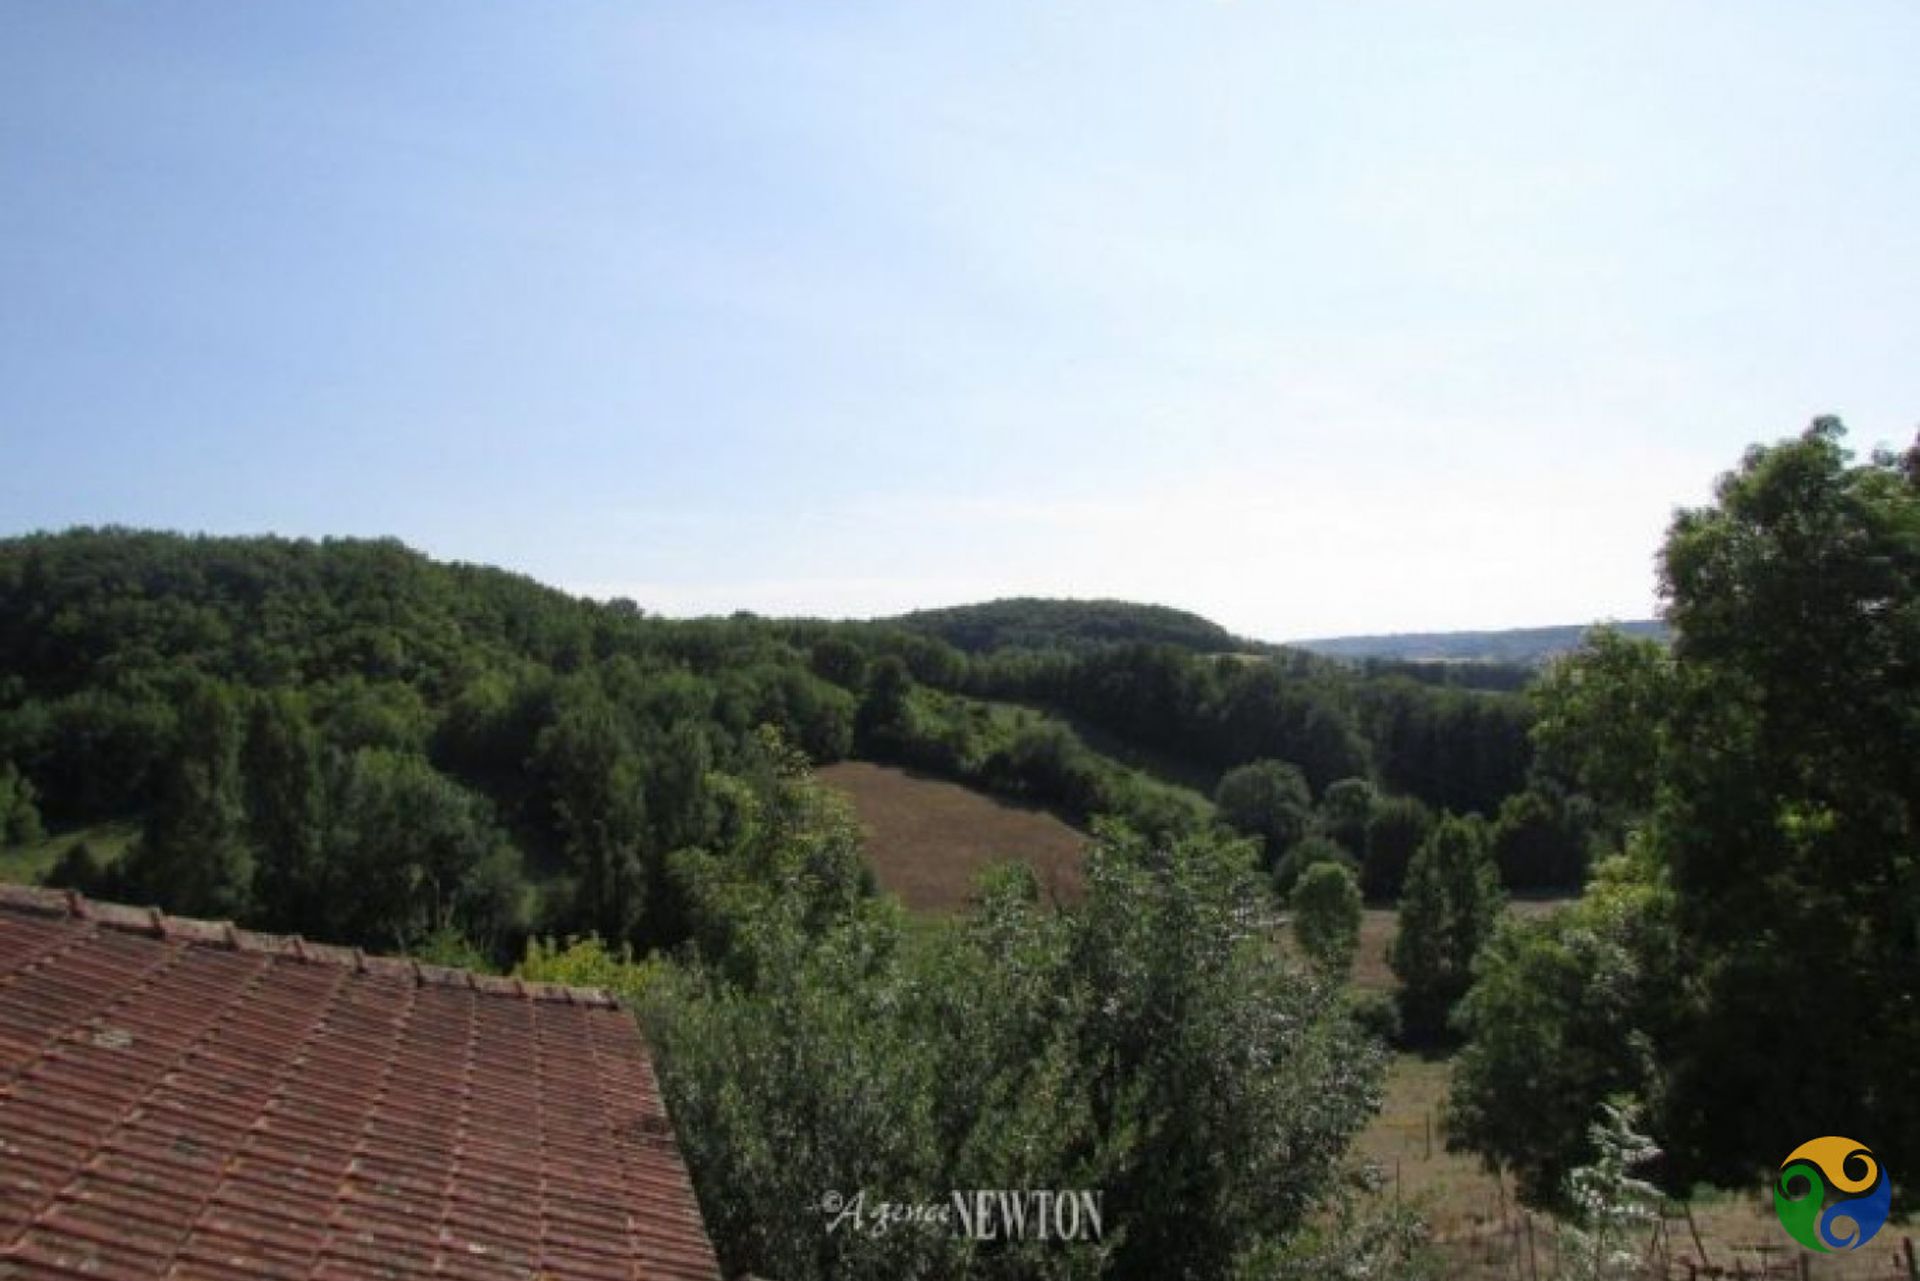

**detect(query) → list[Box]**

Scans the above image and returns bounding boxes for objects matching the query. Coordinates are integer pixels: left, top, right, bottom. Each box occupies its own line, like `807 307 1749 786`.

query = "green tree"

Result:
1390 814 1501 1042
1272 831 1352 897
1360 794 1432 901
119 679 254 919
1291 861 1363 977
1490 788 1588 891
0 760 44 847
242 690 327 932
1317 776 1376 858
1066 826 1383 1280
43 840 103 892
855 655 914 751
628 821 1384 1281
532 690 650 946
809 635 869 692
320 749 526 950
1446 853 1680 1204
1530 629 1673 814
1214 759 1312 868
1650 419 1920 1183
1454 420 1920 1193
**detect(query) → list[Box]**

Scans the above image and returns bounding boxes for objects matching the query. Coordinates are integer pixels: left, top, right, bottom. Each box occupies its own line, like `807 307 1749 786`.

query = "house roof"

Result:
0 884 722 1281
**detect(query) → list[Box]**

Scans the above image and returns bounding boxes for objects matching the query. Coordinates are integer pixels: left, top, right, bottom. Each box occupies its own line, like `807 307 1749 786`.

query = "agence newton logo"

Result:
1774 1137 1890 1253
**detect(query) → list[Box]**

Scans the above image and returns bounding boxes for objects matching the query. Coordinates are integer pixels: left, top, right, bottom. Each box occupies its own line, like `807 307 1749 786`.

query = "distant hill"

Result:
1291 619 1669 666
889 597 1248 654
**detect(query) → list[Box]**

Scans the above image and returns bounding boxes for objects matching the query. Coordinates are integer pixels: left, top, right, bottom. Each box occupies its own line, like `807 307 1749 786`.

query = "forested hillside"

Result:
1294 618 1669 665
0 528 1570 963
890 597 1248 654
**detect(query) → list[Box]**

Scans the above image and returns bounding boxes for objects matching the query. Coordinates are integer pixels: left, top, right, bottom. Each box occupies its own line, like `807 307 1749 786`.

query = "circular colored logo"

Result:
1774 1137 1890 1252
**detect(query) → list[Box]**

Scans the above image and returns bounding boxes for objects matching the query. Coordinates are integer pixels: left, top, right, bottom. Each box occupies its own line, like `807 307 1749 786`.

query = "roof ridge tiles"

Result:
0 883 619 1010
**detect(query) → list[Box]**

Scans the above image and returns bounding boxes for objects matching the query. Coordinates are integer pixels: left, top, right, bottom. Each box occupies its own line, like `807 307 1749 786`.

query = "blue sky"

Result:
4 2 1916 639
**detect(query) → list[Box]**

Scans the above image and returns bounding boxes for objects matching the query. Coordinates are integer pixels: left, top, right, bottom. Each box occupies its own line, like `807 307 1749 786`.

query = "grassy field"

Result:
1345 896 1569 995
818 760 1089 913
0 821 139 887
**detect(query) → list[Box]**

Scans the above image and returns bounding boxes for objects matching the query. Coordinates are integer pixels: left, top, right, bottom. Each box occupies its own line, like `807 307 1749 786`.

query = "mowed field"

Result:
818 761 1089 913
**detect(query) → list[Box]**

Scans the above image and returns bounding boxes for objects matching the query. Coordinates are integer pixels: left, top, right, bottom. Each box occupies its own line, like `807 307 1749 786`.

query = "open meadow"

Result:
818 760 1089 913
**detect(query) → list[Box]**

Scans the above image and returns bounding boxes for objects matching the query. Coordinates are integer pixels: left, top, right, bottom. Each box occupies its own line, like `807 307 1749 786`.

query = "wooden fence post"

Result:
1684 1201 1712 1271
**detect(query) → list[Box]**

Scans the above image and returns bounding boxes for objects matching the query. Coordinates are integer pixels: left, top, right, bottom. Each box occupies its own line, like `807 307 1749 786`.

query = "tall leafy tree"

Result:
1446 851 1682 1204
1214 759 1312 869
855 655 914 751
1390 813 1502 1042
1318 776 1377 859
1651 420 1920 1183
532 689 650 946
1454 419 1920 1194
1291 860 1363 977
242 690 327 932
1360 794 1433 901
119 679 254 919
1490 788 1589 891
0 760 44 847
1530 628 1673 815
320 748 525 950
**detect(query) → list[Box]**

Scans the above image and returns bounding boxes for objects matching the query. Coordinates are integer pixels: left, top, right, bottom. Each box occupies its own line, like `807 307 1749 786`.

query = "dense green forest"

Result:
888 597 1248 655
0 529 1573 961
0 526 1565 1277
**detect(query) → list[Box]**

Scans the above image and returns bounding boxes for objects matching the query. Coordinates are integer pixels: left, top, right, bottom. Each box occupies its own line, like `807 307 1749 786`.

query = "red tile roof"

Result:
0 884 722 1281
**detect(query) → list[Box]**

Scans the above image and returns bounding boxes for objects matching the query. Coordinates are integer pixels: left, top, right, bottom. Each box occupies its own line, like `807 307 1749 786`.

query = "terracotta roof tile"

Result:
0 885 722 1281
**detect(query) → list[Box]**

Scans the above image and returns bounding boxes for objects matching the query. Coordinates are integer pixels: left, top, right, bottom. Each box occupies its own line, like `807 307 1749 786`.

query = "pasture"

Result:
818 760 1089 913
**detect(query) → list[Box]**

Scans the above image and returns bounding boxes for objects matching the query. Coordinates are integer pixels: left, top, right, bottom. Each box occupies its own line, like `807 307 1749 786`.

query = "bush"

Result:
43 841 104 893
1346 989 1403 1044
633 826 1386 1281
1273 832 1354 898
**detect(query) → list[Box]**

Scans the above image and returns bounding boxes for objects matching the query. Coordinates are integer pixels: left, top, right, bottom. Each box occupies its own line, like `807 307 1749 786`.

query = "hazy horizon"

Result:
6 3 1916 637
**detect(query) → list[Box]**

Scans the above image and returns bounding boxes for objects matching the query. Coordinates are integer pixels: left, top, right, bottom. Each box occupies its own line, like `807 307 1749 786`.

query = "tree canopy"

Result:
1448 418 1920 1198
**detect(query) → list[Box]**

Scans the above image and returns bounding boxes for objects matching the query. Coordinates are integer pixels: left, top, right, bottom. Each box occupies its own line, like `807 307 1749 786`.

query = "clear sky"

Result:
4 3 1916 640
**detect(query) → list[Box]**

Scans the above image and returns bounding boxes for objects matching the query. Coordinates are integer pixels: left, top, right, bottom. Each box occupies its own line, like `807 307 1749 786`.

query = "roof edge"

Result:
0 883 620 1009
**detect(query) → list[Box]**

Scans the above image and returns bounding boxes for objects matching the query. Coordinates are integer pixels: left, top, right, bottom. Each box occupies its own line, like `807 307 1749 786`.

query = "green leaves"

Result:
1214 759 1312 868
1390 814 1502 1044
624 823 1382 1281
1530 629 1673 815
1446 856 1679 1205
1291 861 1363 978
